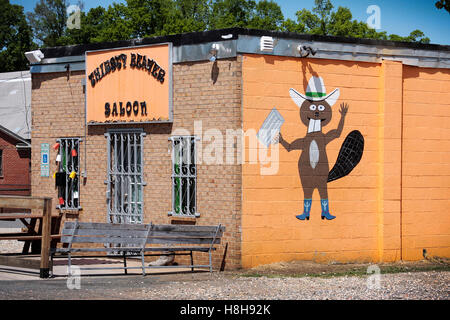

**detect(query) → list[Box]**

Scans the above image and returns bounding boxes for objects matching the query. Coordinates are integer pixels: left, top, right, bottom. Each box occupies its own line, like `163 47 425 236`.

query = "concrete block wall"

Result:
401 65 450 260
241 54 450 268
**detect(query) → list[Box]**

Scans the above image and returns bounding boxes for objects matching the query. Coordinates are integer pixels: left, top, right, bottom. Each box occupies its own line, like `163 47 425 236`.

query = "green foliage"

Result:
26 0 70 47
1 0 437 72
247 0 284 31
435 0 450 13
0 0 35 72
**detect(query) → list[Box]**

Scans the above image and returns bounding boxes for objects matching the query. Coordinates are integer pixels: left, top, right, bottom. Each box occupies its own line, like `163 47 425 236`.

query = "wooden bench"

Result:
0 196 56 278
52 221 225 276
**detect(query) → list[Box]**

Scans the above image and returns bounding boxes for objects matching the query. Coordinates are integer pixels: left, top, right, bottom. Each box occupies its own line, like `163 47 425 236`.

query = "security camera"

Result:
25 50 44 63
208 43 220 62
297 45 317 58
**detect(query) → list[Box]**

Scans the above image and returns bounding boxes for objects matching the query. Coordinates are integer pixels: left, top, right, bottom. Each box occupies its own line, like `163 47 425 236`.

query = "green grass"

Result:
240 263 450 279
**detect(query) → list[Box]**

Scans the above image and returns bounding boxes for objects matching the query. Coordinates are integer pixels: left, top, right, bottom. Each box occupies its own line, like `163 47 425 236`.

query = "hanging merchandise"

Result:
61 145 66 170
55 172 66 187
52 172 56 179
69 171 76 179
56 154 61 162
59 197 65 205
71 148 77 157
53 142 60 150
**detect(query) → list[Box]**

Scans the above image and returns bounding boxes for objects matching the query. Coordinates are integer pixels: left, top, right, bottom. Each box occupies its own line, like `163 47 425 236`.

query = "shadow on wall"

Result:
402 64 450 79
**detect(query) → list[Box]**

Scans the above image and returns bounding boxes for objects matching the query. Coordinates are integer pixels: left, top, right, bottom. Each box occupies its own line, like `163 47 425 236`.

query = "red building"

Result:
0 125 31 196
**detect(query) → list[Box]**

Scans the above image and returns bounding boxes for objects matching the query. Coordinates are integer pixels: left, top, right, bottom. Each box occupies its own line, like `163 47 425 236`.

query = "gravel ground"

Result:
129 271 450 300
0 269 448 300
1 234 449 300
0 230 25 254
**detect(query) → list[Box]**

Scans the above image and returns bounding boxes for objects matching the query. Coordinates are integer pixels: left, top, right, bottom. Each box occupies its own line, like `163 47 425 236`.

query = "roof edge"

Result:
40 28 449 59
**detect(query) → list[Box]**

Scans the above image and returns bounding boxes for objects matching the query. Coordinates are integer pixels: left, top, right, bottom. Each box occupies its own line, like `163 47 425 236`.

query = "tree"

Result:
0 0 35 72
27 0 70 47
247 0 284 31
65 6 107 44
435 0 450 13
24 0 433 49
288 1 429 44
161 0 211 35
312 0 333 35
210 0 256 29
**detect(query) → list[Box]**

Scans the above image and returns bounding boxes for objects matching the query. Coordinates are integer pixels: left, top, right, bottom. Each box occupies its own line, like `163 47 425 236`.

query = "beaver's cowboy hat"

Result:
289 76 340 107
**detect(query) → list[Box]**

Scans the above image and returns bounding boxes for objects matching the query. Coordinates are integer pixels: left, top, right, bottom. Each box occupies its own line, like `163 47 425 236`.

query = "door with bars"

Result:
106 130 146 224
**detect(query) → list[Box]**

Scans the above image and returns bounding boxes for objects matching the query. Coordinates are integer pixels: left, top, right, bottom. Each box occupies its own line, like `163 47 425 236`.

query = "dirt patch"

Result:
236 258 450 278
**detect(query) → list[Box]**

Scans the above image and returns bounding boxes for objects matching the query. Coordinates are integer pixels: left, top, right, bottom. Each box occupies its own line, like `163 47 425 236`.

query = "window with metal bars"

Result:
55 138 81 210
106 130 146 224
169 136 198 217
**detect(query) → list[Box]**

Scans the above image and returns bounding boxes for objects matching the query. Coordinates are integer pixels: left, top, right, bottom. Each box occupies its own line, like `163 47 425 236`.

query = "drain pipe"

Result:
81 77 87 179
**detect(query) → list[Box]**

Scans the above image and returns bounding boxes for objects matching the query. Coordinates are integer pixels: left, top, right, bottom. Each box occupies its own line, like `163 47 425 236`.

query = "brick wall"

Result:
31 58 243 269
0 132 30 196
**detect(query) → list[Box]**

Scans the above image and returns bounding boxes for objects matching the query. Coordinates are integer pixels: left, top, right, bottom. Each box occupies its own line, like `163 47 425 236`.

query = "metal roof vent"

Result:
260 36 274 52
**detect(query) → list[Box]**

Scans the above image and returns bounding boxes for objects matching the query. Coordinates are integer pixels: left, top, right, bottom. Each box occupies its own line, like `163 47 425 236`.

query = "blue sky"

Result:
11 0 450 45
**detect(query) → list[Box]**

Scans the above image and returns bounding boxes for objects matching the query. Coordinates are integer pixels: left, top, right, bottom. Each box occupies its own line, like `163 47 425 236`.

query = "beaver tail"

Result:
327 130 364 183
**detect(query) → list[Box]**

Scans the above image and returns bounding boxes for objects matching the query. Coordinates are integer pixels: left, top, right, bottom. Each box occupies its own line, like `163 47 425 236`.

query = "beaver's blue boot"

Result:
320 199 336 220
296 199 312 220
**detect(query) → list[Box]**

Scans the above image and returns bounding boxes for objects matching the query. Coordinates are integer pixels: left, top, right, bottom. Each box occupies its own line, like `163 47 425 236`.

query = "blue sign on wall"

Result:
40 143 50 177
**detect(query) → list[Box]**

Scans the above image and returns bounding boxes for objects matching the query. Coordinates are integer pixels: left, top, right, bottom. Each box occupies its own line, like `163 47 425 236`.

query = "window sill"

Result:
168 211 200 218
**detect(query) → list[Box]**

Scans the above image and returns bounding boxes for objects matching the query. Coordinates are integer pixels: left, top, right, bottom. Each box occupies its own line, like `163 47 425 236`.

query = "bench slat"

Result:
152 225 225 233
61 228 148 238
61 236 145 245
146 237 221 245
0 235 60 240
147 230 222 238
64 222 148 231
54 247 213 253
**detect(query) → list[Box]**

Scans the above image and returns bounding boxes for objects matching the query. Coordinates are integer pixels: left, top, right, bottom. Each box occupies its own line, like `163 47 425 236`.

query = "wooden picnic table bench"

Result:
52 221 225 276
0 195 57 278
0 213 62 253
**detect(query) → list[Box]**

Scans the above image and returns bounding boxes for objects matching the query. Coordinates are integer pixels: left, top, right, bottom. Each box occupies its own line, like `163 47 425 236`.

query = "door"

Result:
106 129 146 224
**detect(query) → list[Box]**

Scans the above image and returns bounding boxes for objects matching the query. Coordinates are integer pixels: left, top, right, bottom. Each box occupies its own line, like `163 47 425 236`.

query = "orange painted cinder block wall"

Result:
241 54 450 268
401 65 450 261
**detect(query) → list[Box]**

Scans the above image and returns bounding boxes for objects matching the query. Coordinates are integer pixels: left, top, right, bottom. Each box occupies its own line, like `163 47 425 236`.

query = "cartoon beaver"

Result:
277 76 362 221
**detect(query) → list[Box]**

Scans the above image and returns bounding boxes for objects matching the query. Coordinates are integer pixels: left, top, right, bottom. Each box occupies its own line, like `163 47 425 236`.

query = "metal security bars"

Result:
56 138 81 210
169 136 198 217
106 130 146 224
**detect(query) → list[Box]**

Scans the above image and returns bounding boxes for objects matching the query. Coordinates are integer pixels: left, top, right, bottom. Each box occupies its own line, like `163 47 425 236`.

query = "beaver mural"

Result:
277 76 364 221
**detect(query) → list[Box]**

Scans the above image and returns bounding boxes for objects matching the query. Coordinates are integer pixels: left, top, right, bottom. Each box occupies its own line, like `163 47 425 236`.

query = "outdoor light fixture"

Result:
25 50 44 63
209 43 220 62
297 45 317 58
260 36 274 52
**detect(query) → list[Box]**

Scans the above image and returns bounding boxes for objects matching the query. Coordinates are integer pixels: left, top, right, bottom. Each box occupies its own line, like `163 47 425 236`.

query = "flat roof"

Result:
30 28 450 73
40 28 450 59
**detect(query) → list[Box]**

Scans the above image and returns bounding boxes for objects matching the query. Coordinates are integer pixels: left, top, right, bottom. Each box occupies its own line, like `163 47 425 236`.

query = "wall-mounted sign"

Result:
86 43 172 124
40 143 49 177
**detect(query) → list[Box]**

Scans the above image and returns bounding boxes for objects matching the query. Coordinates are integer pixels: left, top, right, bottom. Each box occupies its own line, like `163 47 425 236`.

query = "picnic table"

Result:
0 195 60 278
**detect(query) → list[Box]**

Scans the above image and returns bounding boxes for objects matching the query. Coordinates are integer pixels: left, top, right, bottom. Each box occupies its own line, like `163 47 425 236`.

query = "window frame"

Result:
55 137 82 210
168 135 199 218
